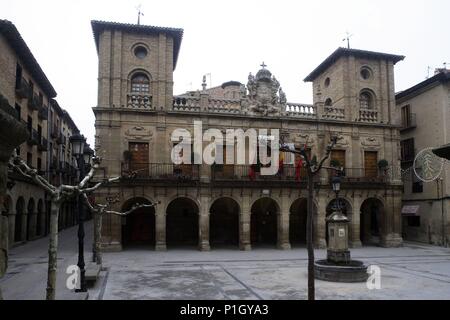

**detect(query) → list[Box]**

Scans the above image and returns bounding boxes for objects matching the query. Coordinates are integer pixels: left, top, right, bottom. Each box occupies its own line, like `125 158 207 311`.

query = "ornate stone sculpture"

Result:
243 63 287 116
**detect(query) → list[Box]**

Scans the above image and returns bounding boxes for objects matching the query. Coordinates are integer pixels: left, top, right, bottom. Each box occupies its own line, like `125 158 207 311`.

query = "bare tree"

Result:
280 136 338 300
8 155 119 300
82 193 160 265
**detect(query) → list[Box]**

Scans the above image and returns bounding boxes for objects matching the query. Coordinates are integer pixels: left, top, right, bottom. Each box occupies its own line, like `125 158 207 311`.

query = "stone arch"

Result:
250 197 280 247
27 198 35 241
360 197 385 246
359 88 377 110
128 69 152 94
209 197 240 248
289 198 319 247
166 197 199 248
15 197 25 242
164 194 200 213
121 197 156 249
326 197 353 244
36 199 44 236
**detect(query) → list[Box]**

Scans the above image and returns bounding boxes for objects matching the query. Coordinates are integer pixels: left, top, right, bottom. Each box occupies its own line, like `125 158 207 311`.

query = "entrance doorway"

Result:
210 197 240 248
250 198 278 247
360 198 384 246
121 197 155 248
289 198 307 246
166 197 199 248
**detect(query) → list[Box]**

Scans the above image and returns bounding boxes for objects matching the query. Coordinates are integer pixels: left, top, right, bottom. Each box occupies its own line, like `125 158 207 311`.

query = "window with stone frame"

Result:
131 73 150 94
359 91 373 109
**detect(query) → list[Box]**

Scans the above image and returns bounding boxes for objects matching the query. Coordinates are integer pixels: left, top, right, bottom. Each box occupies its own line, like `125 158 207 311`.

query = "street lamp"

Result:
83 144 94 168
69 133 87 292
331 175 342 212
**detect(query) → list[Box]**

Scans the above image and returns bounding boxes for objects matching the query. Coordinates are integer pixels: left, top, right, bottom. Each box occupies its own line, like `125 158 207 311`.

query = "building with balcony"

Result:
92 20 405 252
0 19 84 247
396 69 450 246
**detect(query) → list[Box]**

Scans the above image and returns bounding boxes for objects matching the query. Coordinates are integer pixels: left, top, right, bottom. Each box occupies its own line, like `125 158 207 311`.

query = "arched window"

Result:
325 98 333 107
360 91 373 109
131 73 150 94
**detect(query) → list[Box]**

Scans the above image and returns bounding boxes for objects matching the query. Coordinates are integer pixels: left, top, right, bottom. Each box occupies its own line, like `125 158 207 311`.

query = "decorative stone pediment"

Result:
361 136 381 147
124 126 153 141
293 134 316 146
243 63 287 116
335 135 350 148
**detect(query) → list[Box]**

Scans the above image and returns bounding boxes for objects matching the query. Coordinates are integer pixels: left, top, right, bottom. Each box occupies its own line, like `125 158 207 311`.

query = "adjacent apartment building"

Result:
397 69 450 246
0 20 84 248
92 20 404 252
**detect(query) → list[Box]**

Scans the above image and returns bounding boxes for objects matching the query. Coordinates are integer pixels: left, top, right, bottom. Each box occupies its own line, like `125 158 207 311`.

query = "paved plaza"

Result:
1 221 450 300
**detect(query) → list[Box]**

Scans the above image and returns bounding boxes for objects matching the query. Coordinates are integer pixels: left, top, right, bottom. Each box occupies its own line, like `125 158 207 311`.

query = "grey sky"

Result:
2 0 449 145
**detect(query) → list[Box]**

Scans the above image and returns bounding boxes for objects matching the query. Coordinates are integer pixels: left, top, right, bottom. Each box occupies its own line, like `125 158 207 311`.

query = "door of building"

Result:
129 142 149 176
364 151 378 178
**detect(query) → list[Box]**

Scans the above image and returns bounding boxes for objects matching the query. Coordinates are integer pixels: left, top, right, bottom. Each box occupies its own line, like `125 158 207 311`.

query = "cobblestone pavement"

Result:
2 221 450 300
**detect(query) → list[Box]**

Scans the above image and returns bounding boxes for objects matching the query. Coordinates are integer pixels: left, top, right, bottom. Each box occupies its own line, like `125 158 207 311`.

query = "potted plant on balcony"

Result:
330 159 341 168
378 159 389 176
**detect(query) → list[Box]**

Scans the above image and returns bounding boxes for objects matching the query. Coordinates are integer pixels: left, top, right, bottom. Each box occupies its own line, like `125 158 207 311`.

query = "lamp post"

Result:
327 174 350 263
69 133 87 292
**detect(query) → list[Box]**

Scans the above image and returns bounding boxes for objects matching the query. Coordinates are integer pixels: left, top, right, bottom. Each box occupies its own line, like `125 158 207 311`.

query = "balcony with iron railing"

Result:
15 77 31 99
211 164 309 183
28 93 41 111
27 128 40 146
400 113 417 132
37 136 48 152
326 167 390 184
121 163 200 182
38 105 48 120
50 125 59 139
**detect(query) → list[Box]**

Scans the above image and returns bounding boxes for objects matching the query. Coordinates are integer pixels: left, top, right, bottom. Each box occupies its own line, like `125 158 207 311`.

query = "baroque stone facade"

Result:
92 21 404 252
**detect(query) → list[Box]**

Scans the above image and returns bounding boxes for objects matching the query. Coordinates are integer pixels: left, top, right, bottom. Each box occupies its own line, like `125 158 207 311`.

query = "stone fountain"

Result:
314 177 368 283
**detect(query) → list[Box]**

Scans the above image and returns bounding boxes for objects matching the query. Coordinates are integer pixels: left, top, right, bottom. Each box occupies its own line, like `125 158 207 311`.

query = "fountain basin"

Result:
314 259 368 283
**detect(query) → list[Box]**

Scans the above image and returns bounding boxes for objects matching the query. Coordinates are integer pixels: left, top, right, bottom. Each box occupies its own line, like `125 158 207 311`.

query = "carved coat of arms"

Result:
243 63 287 116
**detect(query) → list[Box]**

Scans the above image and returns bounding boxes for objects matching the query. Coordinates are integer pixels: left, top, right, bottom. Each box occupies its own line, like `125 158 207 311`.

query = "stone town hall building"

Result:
91 20 404 251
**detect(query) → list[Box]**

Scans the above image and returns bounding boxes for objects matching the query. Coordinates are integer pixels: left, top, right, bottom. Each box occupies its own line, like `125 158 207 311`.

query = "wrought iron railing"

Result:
326 167 389 183
211 164 309 182
121 163 200 181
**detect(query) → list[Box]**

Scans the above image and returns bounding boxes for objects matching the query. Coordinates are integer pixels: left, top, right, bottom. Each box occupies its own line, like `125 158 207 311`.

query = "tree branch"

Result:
82 193 160 217
311 136 338 174
9 156 56 194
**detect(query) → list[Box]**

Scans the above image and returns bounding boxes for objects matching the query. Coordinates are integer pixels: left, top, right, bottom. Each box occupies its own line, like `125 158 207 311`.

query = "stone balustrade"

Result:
173 96 201 112
208 99 241 114
359 109 378 123
285 103 317 118
322 106 346 120
127 94 153 110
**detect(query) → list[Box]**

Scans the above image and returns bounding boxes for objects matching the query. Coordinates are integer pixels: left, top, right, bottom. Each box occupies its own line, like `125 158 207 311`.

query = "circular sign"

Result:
413 147 445 182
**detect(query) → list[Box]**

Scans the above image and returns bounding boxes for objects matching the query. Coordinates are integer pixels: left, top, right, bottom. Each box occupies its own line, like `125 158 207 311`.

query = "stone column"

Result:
198 195 210 251
155 208 167 251
100 212 122 252
314 195 327 249
239 195 251 251
350 196 362 248
381 191 403 248
277 195 291 250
